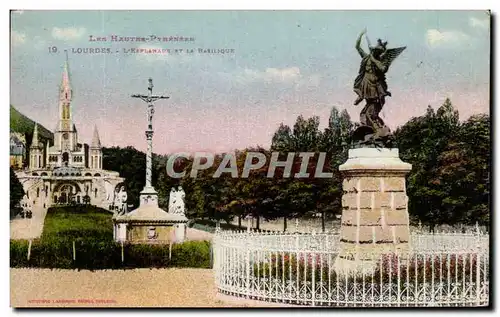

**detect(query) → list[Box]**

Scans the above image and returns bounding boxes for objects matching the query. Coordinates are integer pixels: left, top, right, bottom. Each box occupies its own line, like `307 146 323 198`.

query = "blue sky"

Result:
10 10 490 153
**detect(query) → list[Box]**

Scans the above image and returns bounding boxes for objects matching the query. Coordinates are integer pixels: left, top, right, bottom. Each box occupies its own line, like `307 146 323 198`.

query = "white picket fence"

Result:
212 226 489 307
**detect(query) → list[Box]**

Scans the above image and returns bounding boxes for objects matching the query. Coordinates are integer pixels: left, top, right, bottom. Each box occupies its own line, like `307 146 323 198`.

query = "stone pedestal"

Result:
139 186 159 207
334 148 412 275
113 185 188 244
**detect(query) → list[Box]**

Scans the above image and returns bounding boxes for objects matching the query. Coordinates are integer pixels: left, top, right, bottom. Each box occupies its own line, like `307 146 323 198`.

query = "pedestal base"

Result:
335 148 412 276
140 186 159 207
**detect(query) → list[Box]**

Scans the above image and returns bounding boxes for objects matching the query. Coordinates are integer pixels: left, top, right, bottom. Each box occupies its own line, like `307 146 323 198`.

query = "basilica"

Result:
15 56 128 212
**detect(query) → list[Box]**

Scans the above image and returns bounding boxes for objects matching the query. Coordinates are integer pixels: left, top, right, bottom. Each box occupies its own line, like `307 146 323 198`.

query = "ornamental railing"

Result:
213 229 489 307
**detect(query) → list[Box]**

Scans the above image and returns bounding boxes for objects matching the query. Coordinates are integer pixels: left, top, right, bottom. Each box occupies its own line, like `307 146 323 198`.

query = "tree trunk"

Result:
283 216 287 232
321 210 326 233
256 215 260 230
238 216 242 229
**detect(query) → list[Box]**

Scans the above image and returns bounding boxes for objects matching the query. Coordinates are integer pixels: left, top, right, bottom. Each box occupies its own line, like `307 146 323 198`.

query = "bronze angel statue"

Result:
352 29 406 147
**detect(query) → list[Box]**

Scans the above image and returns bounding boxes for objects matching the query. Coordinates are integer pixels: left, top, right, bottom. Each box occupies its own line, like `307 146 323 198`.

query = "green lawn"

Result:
41 205 113 242
11 205 214 270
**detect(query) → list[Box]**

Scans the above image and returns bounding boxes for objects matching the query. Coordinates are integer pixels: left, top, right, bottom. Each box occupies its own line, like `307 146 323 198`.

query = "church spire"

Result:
61 50 71 95
30 123 40 148
91 125 101 148
59 52 73 132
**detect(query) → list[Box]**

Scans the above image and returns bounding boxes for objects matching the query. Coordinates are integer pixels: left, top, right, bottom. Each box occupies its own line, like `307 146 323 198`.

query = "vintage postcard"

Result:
9 10 491 308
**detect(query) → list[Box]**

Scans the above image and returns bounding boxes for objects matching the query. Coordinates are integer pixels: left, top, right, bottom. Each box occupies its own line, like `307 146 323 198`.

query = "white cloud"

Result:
240 67 302 83
469 17 489 30
237 67 321 88
425 29 470 48
11 31 26 46
52 27 86 40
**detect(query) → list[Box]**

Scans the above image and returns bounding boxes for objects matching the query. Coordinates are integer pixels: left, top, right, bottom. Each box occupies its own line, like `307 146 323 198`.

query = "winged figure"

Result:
351 29 406 147
353 30 406 107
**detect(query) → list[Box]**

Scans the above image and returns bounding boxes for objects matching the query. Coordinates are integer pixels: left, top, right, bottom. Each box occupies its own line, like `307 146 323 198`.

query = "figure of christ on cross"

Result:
131 78 169 131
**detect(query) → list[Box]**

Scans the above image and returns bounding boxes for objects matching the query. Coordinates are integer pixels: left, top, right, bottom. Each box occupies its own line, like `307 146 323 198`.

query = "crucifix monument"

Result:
113 78 188 244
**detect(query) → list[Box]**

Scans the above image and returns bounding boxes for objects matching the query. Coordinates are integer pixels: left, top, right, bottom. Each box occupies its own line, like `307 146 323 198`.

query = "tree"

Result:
220 148 274 230
434 114 490 225
393 98 488 229
102 146 146 208
10 167 24 217
319 108 354 230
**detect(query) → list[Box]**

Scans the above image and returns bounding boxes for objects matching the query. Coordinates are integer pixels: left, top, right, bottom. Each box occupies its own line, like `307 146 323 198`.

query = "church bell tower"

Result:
58 51 74 153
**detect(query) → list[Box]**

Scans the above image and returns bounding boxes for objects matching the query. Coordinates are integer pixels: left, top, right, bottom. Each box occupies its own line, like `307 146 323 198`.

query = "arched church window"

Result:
95 188 98 198
37 188 39 198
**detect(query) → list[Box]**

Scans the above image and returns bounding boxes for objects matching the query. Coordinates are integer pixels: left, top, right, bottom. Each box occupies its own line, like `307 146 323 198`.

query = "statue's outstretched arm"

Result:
355 31 367 58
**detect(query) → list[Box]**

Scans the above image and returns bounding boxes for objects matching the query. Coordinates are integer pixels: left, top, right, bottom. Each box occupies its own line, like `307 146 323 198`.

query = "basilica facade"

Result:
15 57 127 212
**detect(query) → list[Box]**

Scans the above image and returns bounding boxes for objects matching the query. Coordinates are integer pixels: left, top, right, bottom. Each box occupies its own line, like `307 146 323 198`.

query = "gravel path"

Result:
10 268 275 308
10 206 47 240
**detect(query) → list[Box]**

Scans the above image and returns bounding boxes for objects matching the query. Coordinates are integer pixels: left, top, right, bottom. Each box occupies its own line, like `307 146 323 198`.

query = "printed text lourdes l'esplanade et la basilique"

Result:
89 35 195 42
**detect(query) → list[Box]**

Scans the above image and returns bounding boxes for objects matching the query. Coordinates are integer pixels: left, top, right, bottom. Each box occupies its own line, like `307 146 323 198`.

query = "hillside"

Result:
10 105 54 145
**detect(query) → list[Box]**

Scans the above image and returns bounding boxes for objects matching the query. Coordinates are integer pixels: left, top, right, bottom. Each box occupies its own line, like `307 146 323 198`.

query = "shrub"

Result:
10 240 29 267
124 244 171 268
171 240 211 268
251 252 487 285
375 252 484 284
10 239 212 270
73 239 122 270
29 240 74 269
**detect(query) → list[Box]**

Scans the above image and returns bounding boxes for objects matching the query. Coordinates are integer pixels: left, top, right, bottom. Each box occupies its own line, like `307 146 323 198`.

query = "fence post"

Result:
27 240 32 261
72 240 76 261
476 245 482 305
169 242 173 261
246 241 250 299
311 230 316 307
121 241 124 263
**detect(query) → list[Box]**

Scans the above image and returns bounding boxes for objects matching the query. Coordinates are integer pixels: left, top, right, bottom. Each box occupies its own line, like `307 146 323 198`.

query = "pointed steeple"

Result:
62 50 70 89
30 123 40 148
60 50 72 103
91 125 101 148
